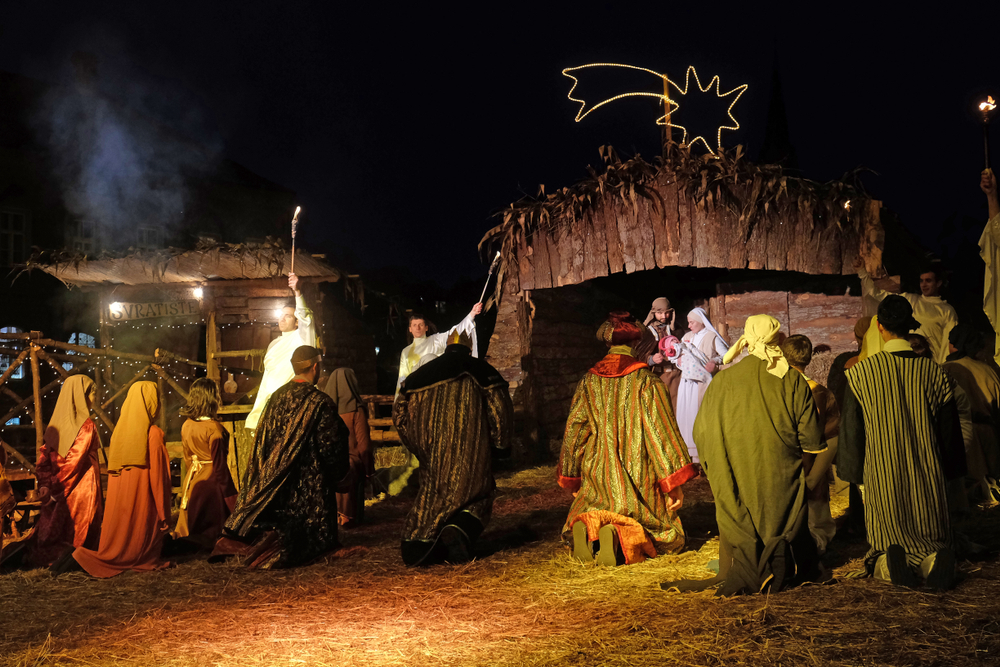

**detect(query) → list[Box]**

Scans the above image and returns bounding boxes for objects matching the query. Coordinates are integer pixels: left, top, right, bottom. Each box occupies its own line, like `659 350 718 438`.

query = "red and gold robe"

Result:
558 347 696 556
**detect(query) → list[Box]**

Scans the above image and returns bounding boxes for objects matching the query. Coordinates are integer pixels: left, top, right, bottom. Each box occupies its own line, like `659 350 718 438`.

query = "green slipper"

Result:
571 521 594 563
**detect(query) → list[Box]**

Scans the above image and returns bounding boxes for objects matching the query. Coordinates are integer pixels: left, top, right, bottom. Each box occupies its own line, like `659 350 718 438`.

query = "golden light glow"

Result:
562 63 679 124
561 63 748 155
666 66 748 155
193 287 204 299
293 206 301 219
109 302 123 315
981 96 996 112
843 200 851 211
274 308 284 319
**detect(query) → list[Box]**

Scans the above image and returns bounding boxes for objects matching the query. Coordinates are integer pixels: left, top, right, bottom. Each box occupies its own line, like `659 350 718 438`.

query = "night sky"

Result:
2 3 999 288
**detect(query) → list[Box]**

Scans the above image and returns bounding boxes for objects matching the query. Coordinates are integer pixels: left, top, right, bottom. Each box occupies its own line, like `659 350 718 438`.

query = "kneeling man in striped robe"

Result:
393 332 513 566
839 295 966 590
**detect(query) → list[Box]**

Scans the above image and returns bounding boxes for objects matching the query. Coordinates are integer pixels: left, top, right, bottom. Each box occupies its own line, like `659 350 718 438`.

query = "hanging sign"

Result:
107 300 201 322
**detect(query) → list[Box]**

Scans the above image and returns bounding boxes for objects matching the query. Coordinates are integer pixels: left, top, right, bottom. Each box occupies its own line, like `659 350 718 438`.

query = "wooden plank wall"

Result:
513 172 883 291
715 290 862 385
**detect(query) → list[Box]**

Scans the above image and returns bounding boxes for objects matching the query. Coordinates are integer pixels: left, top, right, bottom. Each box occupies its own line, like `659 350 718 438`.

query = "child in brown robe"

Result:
172 378 237 549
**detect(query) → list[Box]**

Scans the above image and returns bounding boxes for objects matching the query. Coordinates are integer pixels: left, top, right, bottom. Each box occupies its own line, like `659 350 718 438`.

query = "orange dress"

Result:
73 426 171 577
29 419 104 566
173 419 237 548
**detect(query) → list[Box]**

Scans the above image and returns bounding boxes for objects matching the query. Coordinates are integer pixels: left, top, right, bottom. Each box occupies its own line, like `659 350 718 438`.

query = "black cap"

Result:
877 295 920 333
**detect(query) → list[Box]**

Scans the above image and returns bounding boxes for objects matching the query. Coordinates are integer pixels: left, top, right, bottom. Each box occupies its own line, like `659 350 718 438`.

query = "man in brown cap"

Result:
839 296 965 590
633 297 682 408
213 345 349 569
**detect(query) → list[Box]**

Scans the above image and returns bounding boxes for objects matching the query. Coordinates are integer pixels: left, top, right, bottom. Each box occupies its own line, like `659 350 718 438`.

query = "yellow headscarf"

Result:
722 314 789 378
858 315 885 362
44 375 96 457
108 381 159 472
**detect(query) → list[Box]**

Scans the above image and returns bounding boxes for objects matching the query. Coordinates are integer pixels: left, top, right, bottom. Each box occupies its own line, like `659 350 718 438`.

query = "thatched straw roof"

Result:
27 239 343 289
479 143 885 301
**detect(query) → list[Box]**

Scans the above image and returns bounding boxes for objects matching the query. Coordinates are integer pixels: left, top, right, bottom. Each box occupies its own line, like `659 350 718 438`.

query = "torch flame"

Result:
981 96 996 112
293 206 301 219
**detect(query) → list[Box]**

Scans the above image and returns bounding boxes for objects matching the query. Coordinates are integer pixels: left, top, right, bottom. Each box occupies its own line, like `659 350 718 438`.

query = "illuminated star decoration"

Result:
562 63 679 125
561 63 748 156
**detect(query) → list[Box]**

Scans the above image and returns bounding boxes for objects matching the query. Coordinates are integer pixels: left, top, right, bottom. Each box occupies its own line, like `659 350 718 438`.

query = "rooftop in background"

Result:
29 241 343 289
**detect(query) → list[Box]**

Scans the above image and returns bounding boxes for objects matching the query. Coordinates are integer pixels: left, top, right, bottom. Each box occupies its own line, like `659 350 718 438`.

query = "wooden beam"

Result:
0 349 29 392
152 364 189 402
29 344 43 465
1 387 24 404
0 378 61 431
1 438 35 474
206 310 220 383
211 349 266 359
100 365 152 410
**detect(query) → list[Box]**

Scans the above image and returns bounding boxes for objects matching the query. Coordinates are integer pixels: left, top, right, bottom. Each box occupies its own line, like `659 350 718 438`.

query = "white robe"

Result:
395 312 478 394
859 269 957 365
673 328 728 463
981 213 1000 365
245 295 317 430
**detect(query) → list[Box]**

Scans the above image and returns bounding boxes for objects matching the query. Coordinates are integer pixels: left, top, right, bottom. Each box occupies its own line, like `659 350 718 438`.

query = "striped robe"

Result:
839 341 966 567
393 346 513 559
558 350 697 552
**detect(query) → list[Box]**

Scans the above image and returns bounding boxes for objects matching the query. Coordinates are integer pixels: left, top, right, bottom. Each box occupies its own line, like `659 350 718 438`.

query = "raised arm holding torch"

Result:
290 206 301 277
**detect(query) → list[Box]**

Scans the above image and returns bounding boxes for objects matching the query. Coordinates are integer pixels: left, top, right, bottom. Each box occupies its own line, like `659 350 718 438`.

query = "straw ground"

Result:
3 466 1000 666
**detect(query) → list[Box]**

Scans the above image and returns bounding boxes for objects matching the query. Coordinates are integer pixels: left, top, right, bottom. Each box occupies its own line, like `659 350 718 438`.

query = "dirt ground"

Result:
3 465 1000 667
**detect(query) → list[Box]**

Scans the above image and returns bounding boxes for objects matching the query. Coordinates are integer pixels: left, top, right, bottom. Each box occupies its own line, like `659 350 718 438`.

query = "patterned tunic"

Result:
393 346 513 548
226 381 349 568
839 342 965 566
558 350 696 551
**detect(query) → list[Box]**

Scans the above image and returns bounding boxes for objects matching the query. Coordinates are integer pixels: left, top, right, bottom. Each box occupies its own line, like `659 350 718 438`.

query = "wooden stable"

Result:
26 244 382 479
479 147 886 461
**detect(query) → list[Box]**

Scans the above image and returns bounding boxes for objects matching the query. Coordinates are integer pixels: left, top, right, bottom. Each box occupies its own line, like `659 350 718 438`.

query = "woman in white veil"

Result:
665 307 729 462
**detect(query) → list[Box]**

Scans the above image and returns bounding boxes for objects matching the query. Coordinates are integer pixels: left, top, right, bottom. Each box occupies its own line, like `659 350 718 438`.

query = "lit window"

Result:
0 326 24 379
63 332 96 371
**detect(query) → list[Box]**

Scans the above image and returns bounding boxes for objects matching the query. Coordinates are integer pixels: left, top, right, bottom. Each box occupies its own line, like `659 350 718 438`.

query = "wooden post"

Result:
207 307 220 385
96 292 109 412
661 75 672 151
28 339 43 467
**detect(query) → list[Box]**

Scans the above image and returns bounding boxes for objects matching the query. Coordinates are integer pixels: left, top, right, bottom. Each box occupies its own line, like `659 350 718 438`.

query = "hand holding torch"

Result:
981 96 996 169
479 251 502 305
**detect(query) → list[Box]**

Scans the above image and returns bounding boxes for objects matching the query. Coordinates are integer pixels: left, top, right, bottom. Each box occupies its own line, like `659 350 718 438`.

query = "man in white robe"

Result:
857 266 957 365
395 303 482 395
980 168 1000 365
246 274 317 430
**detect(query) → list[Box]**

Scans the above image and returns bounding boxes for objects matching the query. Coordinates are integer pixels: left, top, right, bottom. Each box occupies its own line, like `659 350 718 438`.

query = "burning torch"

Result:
290 206 301 276
479 251 502 305
981 96 996 169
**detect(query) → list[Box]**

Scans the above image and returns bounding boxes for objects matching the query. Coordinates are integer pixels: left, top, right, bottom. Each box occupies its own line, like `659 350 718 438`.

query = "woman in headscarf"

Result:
171 378 237 550
324 368 374 527
666 307 729 462
68 381 171 577
28 375 104 566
